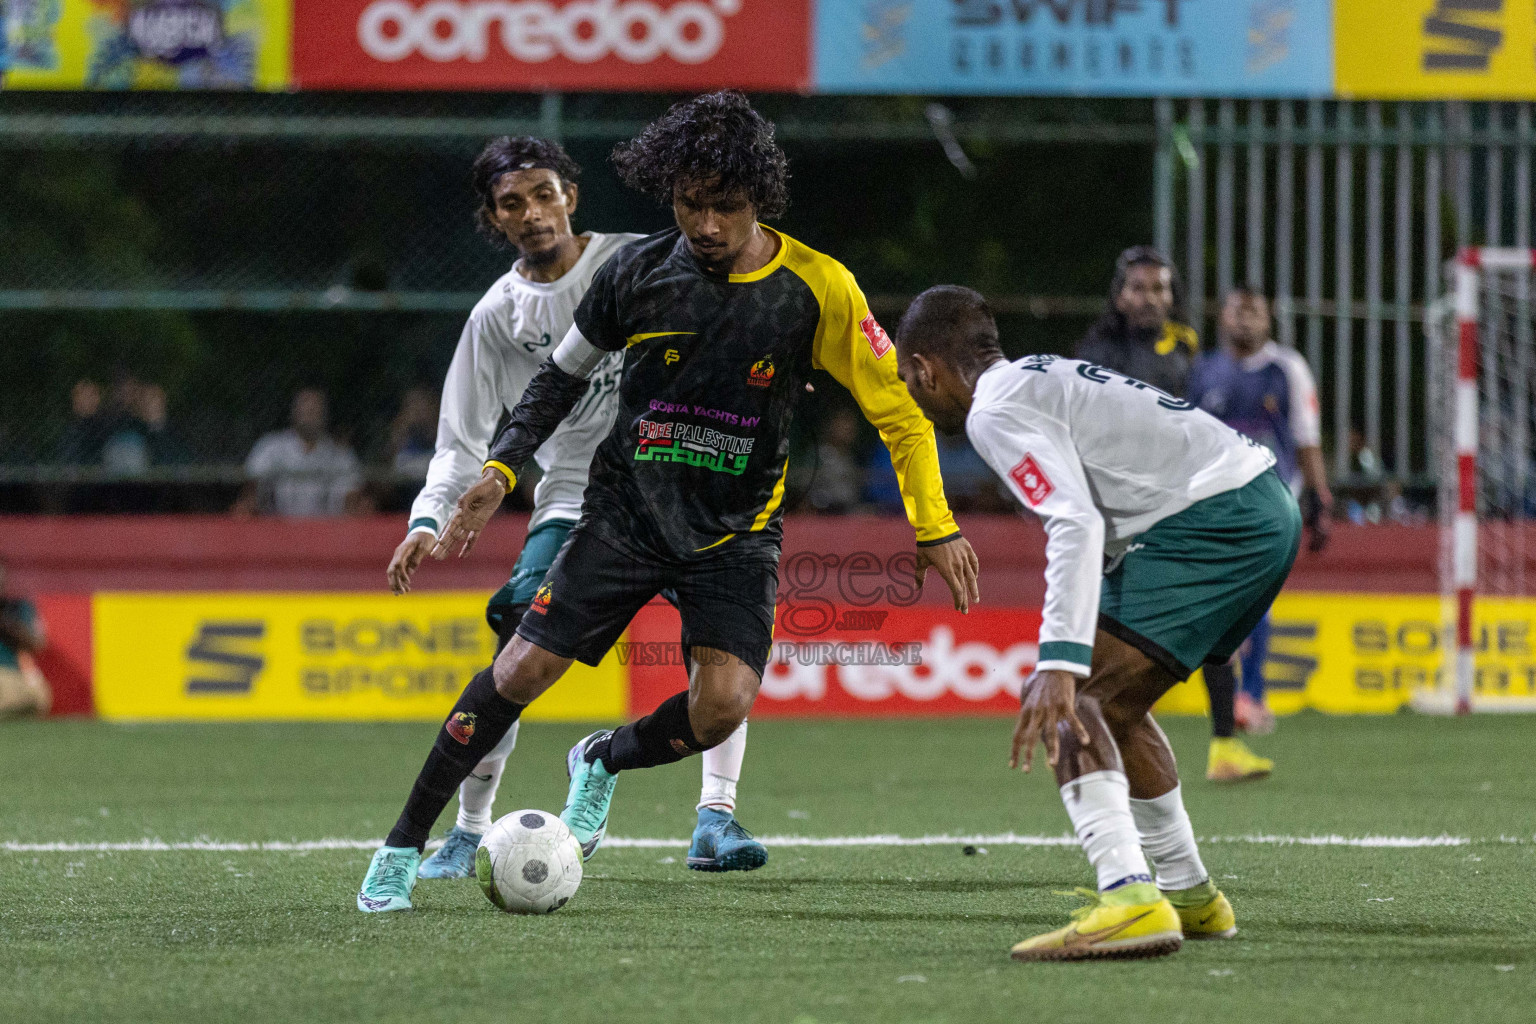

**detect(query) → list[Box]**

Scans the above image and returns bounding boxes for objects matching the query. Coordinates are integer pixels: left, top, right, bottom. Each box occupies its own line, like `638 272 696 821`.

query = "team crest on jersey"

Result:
747 357 775 387
1009 454 1054 507
860 314 893 359
445 712 477 745
532 583 552 614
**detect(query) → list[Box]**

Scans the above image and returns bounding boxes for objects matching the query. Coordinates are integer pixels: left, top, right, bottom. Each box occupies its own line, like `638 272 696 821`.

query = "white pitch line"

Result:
1 833 1522 854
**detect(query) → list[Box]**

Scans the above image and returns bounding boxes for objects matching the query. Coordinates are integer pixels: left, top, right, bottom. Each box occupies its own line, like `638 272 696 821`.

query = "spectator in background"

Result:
1076 245 1199 398
58 379 114 465
804 408 866 513
233 388 362 517
863 426 1007 514
1188 288 1334 738
0 561 50 719
134 382 190 466
99 376 190 474
936 433 1014 513
388 386 439 479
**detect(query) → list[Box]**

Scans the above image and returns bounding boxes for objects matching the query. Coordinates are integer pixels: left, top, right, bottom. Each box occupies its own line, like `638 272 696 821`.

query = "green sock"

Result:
1100 881 1161 906
1163 879 1218 908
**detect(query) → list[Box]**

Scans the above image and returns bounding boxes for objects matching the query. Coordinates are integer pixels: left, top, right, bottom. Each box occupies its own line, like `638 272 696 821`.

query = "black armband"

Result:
485 359 593 474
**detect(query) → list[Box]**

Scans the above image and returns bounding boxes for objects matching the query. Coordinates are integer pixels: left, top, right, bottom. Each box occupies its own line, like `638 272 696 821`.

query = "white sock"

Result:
697 719 748 813
455 720 519 835
1128 784 1209 891
1060 770 1154 892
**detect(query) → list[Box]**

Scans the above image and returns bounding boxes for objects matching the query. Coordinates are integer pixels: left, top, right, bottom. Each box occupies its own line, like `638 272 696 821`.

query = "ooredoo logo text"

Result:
357 0 744 64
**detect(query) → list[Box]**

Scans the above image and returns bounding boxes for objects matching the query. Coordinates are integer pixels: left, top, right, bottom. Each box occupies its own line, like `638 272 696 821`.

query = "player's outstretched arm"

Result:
431 467 511 560
433 327 607 559
914 535 980 613
1010 669 1091 772
387 531 436 594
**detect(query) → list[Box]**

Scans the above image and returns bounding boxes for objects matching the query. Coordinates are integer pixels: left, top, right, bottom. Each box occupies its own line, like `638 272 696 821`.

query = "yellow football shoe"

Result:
1172 889 1238 940
1010 887 1183 962
1206 737 1273 783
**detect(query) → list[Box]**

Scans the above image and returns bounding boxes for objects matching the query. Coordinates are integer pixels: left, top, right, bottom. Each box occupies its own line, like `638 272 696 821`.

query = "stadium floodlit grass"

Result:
3 715 1532 1024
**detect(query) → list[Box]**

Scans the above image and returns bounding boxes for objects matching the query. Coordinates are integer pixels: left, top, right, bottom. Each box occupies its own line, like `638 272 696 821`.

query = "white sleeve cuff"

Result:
1035 658 1092 678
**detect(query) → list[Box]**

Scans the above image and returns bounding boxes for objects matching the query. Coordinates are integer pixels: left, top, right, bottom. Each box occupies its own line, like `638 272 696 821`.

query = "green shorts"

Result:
485 518 576 636
1098 470 1301 679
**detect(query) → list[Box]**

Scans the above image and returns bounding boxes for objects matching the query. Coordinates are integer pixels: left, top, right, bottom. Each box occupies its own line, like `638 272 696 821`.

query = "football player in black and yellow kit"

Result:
357 91 979 911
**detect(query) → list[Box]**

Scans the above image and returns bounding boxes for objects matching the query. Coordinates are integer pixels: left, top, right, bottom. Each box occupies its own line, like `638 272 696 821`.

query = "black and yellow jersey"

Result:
1075 320 1199 399
569 225 959 562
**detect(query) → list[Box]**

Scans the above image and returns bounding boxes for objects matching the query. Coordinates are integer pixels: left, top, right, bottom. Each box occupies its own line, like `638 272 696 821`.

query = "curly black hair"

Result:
470 136 582 241
611 91 790 219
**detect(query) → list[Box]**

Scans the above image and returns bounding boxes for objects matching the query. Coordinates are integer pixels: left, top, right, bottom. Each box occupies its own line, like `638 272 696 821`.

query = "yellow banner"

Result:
1156 591 1536 715
1335 0 1536 99
93 592 626 722
4 0 290 90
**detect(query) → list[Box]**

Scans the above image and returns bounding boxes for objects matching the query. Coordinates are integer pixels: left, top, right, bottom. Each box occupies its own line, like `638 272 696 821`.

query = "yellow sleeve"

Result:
806 262 959 544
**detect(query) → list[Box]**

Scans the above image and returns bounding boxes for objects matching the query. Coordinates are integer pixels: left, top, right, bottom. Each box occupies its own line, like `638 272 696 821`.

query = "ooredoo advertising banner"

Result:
290 0 810 91
813 0 1334 97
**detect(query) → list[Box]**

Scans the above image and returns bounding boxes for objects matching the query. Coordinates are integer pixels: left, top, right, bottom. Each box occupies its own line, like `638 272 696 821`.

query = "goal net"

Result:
1421 248 1536 713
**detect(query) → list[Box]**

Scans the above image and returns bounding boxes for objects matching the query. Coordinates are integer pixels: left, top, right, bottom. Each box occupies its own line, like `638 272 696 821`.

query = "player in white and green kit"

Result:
894 286 1300 961
382 137 764 890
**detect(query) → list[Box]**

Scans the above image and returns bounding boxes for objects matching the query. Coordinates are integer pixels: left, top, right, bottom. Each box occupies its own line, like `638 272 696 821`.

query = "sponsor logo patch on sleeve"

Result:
860 314 893 359
1008 454 1054 507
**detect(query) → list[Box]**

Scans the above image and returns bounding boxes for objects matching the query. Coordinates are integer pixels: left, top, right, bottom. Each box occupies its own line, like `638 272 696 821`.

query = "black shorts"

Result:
514 522 778 678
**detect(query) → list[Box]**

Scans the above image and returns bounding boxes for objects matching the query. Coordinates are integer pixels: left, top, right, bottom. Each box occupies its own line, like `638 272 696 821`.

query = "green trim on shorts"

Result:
1097 470 1301 679
485 518 577 631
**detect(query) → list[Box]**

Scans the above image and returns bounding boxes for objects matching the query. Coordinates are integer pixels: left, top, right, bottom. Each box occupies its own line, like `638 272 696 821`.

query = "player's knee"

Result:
491 639 563 704
689 694 751 748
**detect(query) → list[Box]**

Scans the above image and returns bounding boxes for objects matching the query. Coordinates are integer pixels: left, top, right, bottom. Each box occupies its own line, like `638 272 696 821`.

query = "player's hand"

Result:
387 531 436 595
1010 669 1089 772
432 468 510 561
1302 487 1334 553
914 535 980 613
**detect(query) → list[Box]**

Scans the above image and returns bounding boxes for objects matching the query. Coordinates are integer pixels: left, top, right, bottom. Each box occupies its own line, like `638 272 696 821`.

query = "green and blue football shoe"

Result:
356 846 420 913
560 730 617 861
687 807 768 872
417 826 482 880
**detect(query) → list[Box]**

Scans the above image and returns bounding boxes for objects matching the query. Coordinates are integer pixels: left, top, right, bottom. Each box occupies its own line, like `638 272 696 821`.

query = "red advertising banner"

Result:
32 594 94 717
627 603 1038 718
291 0 810 91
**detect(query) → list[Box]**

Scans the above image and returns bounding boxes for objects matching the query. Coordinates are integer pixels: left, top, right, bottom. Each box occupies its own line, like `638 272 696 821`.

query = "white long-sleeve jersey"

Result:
966 354 1275 677
408 232 643 537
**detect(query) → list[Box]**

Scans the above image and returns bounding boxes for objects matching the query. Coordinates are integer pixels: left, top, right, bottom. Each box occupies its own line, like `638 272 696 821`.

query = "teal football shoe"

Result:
417 826 482 879
687 807 768 872
356 846 420 912
560 729 617 861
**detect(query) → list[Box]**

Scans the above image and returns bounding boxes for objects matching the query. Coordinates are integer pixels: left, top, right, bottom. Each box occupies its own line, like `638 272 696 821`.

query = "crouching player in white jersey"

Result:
380 137 764 893
894 286 1300 961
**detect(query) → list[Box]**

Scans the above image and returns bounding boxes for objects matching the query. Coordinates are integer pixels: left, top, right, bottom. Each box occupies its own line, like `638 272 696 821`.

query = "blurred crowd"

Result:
48 245 1451 523
59 375 190 473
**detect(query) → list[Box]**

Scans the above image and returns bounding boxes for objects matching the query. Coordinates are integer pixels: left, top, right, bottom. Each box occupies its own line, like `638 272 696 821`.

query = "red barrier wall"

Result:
0 513 1452 718
0 514 1449 598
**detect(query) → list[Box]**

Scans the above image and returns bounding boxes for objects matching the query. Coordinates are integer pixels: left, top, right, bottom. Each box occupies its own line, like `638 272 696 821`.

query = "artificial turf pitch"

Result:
2 714 1532 1024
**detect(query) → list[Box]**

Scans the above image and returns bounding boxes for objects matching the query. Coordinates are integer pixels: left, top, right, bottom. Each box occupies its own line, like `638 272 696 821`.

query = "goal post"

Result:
1419 247 1536 714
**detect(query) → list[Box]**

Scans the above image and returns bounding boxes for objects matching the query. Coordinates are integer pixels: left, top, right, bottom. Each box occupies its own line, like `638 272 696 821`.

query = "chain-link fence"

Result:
0 91 1159 511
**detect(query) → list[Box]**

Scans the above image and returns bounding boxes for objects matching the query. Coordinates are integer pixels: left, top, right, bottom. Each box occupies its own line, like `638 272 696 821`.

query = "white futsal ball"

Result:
474 809 584 914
